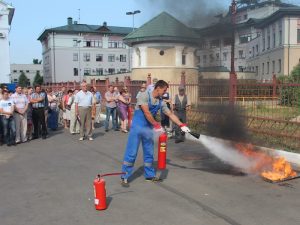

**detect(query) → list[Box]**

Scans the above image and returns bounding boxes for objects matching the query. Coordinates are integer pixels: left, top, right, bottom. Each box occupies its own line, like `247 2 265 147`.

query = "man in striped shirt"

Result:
11 85 29 143
30 85 47 139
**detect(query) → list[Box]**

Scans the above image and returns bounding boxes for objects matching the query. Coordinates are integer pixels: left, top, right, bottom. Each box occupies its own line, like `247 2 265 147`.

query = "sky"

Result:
7 0 300 64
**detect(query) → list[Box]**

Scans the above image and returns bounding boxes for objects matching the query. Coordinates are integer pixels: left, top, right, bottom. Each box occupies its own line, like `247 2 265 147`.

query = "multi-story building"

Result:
0 1 14 84
195 0 300 80
10 64 43 85
38 17 132 83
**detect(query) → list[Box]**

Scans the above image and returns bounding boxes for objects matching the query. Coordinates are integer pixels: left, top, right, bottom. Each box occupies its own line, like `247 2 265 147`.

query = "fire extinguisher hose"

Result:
97 172 126 178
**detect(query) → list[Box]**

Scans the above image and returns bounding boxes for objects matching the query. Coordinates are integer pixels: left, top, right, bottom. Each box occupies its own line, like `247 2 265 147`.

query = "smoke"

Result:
187 134 259 174
136 0 226 28
204 104 249 142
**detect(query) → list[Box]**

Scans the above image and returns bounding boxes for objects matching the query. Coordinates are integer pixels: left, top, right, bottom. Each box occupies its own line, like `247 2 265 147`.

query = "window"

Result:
267 62 269 74
276 31 281 47
262 37 265 51
239 34 251 44
108 41 118 48
267 36 270 49
85 41 91 47
96 68 103 75
13 79 18 83
73 68 78 76
209 54 214 63
256 45 259 55
238 66 244 72
83 53 90 62
84 68 91 75
238 50 244 59
120 68 127 73
272 60 275 73
26 70 29 73
244 14 248 20
256 66 259 76
13 70 17 73
73 40 79 47
120 54 127 62
203 55 207 64
223 38 232 46
182 55 186 65
216 53 219 61
96 54 103 62
262 63 265 75
252 46 255 57
108 68 115 74
108 54 115 62
223 52 227 61
273 33 276 48
73 53 78 61
297 29 300 43
20 70 23 72
210 39 220 48
278 59 282 73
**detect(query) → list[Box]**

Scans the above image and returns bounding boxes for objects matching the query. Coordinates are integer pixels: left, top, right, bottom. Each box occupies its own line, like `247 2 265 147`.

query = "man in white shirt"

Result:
11 85 29 143
0 89 16 146
75 82 93 141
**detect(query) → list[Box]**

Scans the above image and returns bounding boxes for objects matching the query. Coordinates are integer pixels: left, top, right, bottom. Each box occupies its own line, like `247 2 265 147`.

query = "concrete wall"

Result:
199 71 257 79
0 2 13 83
147 47 176 67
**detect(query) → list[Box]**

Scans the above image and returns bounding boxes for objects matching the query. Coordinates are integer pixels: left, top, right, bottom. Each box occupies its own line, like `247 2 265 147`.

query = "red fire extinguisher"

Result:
93 172 125 210
157 132 167 170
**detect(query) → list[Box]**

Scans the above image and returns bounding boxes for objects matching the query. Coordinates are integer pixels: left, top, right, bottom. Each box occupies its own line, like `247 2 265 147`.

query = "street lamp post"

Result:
126 10 141 72
126 10 141 31
76 40 81 82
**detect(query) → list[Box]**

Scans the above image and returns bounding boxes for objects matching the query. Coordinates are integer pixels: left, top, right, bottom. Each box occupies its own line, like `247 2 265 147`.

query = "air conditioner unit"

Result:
0 33 5 38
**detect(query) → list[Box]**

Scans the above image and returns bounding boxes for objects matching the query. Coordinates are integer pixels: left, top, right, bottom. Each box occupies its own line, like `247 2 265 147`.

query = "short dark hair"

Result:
2 89 9 94
15 85 22 89
154 80 169 89
68 89 73 94
34 84 41 89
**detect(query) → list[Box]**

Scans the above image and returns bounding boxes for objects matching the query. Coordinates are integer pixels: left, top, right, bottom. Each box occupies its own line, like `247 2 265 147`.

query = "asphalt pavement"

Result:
0 125 299 225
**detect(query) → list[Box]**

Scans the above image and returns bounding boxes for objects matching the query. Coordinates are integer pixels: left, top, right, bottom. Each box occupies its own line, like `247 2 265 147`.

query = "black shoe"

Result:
7 143 11 147
42 136 47 139
175 139 184 144
121 178 130 187
105 129 109 132
32 136 39 140
114 129 120 131
145 177 163 183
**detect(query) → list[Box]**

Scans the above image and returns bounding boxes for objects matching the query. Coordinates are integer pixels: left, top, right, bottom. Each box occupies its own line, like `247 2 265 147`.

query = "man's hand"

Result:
153 123 164 133
180 124 190 133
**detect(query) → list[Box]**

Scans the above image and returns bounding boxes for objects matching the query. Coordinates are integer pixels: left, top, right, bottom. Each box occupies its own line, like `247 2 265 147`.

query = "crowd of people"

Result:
0 80 190 146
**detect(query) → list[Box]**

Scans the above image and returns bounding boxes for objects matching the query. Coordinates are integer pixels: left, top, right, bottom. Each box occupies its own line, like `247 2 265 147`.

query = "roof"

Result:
236 1 296 14
37 22 132 41
124 12 200 46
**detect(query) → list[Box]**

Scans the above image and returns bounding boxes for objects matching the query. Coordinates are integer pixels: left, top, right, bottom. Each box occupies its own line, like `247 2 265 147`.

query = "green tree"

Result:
33 58 42 64
33 71 43 86
290 63 300 83
18 71 29 87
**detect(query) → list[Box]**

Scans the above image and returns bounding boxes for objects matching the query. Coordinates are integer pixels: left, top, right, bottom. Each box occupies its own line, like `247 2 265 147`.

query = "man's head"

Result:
2 89 9 99
34 85 41 93
28 87 33 95
113 86 119 93
152 78 158 84
81 82 88 92
15 85 22 94
178 86 185 95
140 83 146 92
154 80 169 97
107 85 113 93
61 86 66 93
68 90 73 96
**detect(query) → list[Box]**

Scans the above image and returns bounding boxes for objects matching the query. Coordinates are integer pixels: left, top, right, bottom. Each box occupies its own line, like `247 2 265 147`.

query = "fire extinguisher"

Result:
157 132 168 170
93 172 125 211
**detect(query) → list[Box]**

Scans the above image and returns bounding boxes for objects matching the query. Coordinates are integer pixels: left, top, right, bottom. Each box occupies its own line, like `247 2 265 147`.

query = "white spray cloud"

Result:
186 134 258 174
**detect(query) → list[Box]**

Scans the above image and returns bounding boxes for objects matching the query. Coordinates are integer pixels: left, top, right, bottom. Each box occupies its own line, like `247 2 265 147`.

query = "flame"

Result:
235 143 298 181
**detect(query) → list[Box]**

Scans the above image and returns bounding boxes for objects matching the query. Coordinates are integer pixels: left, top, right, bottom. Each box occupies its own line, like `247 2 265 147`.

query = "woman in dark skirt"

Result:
118 88 131 133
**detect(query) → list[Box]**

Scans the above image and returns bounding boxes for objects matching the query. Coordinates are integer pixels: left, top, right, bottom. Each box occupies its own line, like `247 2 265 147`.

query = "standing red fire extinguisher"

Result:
127 105 133 129
93 172 125 210
157 132 167 170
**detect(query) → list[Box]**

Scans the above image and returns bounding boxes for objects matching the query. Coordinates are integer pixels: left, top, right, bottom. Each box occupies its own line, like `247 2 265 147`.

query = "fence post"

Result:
124 76 131 90
181 71 186 87
105 78 110 90
115 77 119 85
229 72 237 105
272 74 277 98
147 73 151 85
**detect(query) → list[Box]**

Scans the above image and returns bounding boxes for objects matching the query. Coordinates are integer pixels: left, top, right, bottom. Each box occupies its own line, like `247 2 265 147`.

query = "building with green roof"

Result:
123 12 200 84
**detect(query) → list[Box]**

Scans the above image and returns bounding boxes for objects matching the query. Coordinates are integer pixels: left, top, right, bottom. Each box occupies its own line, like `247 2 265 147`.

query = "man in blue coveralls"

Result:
121 80 191 187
